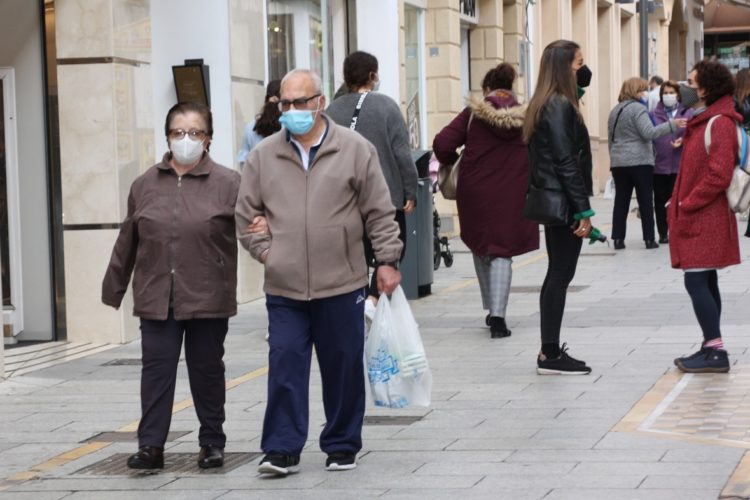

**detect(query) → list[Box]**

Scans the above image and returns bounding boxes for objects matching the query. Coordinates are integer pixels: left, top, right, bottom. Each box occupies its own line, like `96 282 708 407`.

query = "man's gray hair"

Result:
281 69 323 94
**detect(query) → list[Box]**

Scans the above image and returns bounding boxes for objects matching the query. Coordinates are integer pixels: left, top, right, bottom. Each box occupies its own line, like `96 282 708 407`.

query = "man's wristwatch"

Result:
377 261 399 270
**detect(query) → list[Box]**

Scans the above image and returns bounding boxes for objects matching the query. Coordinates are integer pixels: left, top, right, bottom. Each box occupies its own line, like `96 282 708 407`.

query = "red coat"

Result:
668 95 741 270
433 92 539 258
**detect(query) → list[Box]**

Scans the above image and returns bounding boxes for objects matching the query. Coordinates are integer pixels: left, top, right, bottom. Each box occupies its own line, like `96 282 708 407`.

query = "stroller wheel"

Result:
442 251 454 268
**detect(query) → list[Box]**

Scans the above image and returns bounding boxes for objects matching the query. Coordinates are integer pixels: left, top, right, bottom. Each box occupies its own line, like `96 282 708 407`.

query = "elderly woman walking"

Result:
608 77 686 250
102 101 240 470
433 63 538 338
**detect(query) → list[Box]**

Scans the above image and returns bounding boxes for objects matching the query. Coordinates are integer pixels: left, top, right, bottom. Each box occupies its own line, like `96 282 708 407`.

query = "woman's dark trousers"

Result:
653 173 677 240
540 225 583 346
138 310 228 449
364 209 407 296
611 165 656 241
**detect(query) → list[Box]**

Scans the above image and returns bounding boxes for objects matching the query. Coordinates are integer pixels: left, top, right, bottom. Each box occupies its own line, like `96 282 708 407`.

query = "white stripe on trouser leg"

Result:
473 254 512 318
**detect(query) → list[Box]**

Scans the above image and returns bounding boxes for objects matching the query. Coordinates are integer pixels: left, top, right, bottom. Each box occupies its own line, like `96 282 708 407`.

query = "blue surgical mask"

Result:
280 110 315 135
639 96 648 105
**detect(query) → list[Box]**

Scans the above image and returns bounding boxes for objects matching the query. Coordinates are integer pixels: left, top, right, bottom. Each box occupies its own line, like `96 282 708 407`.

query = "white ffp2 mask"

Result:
170 136 205 165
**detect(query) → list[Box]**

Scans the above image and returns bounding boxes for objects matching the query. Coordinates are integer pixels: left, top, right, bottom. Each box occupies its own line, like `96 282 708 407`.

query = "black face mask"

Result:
577 65 592 88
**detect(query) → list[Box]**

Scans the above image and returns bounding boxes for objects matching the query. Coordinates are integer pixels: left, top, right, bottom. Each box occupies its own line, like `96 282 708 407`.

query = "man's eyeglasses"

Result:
168 129 207 140
278 94 321 112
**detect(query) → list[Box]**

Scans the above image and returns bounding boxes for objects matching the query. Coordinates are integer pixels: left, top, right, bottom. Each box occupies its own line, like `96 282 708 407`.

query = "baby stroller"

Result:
428 153 454 270
433 202 453 270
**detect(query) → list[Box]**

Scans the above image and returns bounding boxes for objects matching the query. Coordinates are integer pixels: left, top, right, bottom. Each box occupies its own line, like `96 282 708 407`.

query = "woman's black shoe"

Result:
489 317 511 338
613 239 625 250
645 240 659 249
198 445 224 469
658 235 669 244
485 314 491 326
127 446 164 470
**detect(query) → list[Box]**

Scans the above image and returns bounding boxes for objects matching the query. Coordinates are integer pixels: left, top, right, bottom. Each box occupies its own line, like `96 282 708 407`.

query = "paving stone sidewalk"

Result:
1 196 750 499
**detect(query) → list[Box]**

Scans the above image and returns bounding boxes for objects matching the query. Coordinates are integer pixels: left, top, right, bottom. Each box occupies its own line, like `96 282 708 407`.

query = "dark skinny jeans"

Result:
540 224 583 346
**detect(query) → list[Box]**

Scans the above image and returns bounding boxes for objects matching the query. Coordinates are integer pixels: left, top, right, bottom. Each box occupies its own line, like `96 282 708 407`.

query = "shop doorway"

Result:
0 68 23 339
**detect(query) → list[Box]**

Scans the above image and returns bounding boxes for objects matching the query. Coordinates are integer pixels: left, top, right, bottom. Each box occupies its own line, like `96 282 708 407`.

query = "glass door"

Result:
0 68 23 338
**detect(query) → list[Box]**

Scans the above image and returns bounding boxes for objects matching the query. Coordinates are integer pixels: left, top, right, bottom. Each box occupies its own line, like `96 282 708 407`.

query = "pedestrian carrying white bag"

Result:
703 115 750 213
365 286 432 408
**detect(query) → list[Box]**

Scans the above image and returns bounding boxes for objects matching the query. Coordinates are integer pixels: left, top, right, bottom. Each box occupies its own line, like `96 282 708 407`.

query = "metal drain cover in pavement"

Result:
101 359 141 366
74 452 261 475
510 285 588 293
82 431 190 443
364 415 423 425
580 252 616 257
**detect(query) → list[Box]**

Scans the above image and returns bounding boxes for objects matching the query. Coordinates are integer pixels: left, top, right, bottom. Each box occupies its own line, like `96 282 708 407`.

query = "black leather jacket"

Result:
527 94 593 217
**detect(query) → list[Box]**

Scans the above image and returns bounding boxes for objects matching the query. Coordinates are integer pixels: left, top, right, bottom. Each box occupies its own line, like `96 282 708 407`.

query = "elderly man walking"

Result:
235 69 403 476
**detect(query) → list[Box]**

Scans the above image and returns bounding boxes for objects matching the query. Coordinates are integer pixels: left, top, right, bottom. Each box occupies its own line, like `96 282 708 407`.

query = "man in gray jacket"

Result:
235 69 403 476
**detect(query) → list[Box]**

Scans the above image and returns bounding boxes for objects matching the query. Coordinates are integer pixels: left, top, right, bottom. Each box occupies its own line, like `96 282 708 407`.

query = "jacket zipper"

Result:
305 167 311 300
170 175 182 311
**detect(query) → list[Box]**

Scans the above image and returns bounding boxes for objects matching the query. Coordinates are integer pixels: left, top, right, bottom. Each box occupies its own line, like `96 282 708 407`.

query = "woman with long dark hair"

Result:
522 40 595 375
236 80 281 168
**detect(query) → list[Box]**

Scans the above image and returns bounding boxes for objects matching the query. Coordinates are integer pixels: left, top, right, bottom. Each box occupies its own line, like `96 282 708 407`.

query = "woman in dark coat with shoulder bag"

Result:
735 68 750 236
670 61 741 373
522 39 595 375
433 63 539 338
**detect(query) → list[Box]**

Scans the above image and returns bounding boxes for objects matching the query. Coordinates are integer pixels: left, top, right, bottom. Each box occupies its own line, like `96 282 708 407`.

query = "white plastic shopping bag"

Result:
365 286 432 408
603 177 615 200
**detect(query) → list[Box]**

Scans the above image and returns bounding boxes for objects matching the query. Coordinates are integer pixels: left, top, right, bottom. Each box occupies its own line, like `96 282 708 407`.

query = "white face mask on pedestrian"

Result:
170 135 205 165
662 94 678 109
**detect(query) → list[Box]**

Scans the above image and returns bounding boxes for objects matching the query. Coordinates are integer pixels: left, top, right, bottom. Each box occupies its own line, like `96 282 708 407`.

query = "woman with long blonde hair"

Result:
522 39 595 375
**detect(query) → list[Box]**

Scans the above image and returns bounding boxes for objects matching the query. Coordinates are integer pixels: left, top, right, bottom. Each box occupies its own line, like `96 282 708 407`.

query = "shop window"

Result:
267 0 335 98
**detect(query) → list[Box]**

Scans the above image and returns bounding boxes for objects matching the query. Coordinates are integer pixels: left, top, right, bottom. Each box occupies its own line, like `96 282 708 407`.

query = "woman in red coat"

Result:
433 64 539 338
669 60 741 373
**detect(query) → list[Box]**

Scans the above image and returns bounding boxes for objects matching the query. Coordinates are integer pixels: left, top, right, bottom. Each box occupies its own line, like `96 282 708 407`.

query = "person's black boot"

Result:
489 317 511 338
658 235 669 244
127 446 164 470
613 239 625 250
645 240 659 249
198 445 224 469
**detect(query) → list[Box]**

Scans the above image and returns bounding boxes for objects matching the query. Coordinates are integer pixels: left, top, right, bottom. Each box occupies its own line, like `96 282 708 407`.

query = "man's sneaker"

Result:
325 452 357 471
257 454 300 476
537 345 591 375
674 348 730 373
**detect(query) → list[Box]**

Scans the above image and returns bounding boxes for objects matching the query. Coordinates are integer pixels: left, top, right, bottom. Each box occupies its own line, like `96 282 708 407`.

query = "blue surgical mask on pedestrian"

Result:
280 97 321 135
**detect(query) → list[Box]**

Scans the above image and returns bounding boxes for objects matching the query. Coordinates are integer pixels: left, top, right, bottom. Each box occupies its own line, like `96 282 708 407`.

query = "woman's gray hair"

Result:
280 69 323 94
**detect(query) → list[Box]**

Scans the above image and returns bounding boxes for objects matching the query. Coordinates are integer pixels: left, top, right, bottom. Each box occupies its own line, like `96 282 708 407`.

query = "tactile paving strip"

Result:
82 431 190 443
641 371 750 445
74 452 261 476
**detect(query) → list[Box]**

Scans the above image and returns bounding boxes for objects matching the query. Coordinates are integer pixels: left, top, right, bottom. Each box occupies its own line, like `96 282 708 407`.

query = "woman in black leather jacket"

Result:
522 39 595 375
735 68 750 237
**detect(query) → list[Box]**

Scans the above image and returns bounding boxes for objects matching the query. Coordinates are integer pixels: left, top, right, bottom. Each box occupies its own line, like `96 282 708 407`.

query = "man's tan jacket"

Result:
235 116 403 300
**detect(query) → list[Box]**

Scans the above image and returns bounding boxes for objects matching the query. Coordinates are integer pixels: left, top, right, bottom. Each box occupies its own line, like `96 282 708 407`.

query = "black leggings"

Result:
611 165 656 241
540 224 583 345
364 210 407 297
684 270 722 343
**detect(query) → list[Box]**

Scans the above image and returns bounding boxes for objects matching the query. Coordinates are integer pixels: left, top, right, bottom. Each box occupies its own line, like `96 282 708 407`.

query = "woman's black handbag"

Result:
522 186 570 226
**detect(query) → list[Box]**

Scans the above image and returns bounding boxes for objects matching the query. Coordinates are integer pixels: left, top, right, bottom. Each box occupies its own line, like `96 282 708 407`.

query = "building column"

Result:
424 0 461 231
502 0 529 100
55 0 153 343
470 0 504 95
597 0 619 186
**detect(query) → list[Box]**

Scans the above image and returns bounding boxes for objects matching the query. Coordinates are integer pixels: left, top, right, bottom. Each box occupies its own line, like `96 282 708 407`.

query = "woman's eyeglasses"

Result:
168 129 207 140
278 94 321 112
